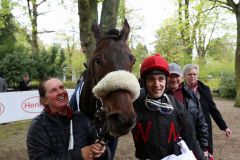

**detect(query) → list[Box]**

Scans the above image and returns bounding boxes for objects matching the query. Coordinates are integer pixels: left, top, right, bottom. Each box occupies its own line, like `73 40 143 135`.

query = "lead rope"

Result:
94 99 112 160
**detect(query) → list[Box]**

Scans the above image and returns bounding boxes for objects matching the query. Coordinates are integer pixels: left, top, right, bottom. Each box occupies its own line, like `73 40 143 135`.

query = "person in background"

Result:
0 73 7 92
183 64 232 155
19 73 31 91
167 63 209 158
131 54 206 160
76 70 86 86
27 77 106 160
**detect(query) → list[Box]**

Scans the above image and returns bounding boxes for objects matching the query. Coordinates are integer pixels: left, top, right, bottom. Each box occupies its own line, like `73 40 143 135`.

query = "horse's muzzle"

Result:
107 112 137 137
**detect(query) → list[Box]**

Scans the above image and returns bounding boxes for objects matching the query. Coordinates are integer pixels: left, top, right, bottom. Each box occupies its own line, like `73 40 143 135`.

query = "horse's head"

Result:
92 70 140 137
82 20 139 137
91 19 135 81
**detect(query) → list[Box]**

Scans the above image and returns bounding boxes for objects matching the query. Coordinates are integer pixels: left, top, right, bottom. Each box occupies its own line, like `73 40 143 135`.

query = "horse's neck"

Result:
80 80 96 119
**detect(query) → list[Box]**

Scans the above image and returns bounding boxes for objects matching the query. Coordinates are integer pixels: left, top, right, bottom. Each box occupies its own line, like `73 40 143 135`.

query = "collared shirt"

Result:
168 84 184 105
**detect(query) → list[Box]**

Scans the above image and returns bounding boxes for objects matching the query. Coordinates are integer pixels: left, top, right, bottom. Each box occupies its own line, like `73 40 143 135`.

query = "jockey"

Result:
131 53 206 160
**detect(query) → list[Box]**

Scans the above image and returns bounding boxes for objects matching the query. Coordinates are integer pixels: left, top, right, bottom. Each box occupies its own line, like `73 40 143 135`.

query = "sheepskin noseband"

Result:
92 70 140 101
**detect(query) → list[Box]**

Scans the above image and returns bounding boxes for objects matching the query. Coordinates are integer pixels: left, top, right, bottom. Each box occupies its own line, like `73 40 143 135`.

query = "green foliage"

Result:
219 72 236 99
131 43 148 77
202 78 220 91
207 35 235 62
0 49 35 87
192 57 235 98
117 0 125 25
0 0 17 59
66 50 86 80
154 18 190 65
196 57 234 79
0 44 66 88
31 44 66 80
63 80 76 89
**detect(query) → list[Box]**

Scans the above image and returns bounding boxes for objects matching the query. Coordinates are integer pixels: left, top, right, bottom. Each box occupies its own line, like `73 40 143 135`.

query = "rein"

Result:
94 98 109 142
94 93 112 160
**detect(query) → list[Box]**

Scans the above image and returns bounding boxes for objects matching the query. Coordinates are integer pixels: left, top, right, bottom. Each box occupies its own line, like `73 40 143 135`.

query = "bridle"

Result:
90 34 131 141
94 98 109 142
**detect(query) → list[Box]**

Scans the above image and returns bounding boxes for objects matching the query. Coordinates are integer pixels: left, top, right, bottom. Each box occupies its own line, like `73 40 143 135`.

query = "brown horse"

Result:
73 20 139 138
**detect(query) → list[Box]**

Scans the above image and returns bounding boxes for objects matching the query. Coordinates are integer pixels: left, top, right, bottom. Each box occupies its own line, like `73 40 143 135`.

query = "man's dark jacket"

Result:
167 83 209 151
132 89 205 160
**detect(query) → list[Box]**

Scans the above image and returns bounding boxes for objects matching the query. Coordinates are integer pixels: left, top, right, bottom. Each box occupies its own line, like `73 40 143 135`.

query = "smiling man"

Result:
131 54 206 160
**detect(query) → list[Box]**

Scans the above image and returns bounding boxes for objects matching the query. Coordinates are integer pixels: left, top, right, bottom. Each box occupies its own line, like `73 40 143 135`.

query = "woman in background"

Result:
183 64 232 155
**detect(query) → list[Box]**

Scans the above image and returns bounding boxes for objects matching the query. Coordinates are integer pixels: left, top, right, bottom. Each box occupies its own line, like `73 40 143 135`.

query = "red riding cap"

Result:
140 53 169 78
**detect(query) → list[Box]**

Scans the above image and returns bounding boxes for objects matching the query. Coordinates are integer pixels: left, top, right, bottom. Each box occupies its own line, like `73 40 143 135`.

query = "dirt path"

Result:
0 98 239 160
115 98 240 160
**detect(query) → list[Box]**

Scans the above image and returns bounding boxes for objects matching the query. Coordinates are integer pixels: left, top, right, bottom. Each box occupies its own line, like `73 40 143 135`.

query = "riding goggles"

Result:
145 94 174 115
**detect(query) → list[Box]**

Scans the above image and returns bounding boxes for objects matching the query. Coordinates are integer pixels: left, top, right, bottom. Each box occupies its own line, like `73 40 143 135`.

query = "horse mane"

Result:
80 59 97 119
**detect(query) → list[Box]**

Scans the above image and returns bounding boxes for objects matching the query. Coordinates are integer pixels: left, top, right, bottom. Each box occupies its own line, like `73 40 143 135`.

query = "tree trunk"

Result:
100 0 120 32
78 0 96 61
178 0 192 63
235 11 240 107
184 0 192 60
178 0 184 41
90 0 98 24
78 0 120 61
27 0 39 54
212 0 240 107
31 2 38 54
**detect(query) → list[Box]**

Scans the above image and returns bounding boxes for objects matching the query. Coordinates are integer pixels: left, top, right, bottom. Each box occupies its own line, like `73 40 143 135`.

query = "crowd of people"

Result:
24 53 232 160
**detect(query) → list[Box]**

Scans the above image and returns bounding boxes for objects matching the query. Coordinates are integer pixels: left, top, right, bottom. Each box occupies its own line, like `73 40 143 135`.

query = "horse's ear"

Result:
120 19 130 41
92 23 103 43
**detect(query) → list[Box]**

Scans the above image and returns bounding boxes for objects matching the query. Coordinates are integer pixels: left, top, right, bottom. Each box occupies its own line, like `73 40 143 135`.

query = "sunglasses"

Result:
145 94 174 115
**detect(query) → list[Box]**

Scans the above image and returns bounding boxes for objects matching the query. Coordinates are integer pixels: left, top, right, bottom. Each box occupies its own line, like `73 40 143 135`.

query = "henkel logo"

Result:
21 96 44 113
0 103 5 115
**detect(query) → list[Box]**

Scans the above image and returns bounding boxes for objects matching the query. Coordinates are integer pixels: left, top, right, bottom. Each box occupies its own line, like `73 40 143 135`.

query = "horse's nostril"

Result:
108 113 122 123
107 112 136 136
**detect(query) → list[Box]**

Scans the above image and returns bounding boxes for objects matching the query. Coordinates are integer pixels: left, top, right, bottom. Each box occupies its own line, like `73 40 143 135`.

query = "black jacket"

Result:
132 89 205 160
19 80 31 91
197 80 228 154
167 83 209 151
27 111 99 160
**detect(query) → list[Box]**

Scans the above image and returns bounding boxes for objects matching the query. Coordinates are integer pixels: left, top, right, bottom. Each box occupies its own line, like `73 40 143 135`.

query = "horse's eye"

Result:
129 54 136 64
94 58 101 65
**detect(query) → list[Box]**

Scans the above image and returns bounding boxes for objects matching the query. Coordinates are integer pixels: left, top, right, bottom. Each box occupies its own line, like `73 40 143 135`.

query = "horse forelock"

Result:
95 35 125 48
